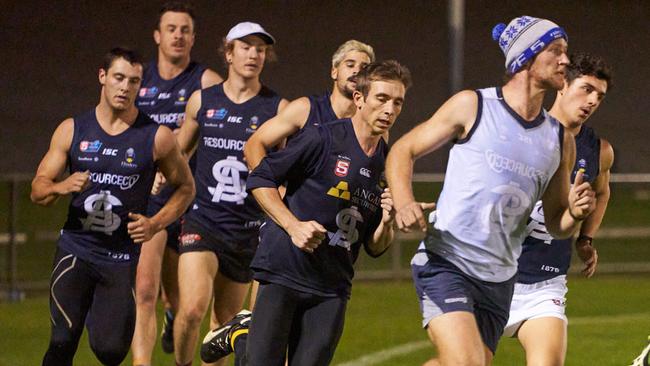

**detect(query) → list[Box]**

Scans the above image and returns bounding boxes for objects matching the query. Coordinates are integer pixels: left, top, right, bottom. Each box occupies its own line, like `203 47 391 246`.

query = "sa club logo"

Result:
335 159 350 177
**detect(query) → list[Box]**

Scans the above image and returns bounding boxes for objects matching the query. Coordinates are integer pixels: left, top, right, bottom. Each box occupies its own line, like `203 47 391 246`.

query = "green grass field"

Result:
0 275 649 366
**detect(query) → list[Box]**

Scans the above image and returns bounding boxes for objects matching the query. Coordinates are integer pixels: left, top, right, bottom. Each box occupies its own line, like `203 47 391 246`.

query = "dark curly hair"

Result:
565 52 613 90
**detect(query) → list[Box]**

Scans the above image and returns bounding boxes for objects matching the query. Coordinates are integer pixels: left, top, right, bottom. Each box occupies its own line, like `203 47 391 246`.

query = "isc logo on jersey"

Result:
102 148 118 156
139 86 158 98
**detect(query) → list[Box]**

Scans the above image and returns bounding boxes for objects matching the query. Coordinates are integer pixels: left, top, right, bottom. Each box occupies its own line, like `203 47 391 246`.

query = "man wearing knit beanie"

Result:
386 15 596 365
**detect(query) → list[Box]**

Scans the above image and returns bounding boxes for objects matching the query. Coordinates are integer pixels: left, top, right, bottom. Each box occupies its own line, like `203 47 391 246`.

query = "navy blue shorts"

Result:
178 218 257 283
146 197 181 252
411 248 515 354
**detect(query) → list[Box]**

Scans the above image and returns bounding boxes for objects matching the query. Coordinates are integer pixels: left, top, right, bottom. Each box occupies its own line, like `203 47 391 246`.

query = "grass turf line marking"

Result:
336 312 650 366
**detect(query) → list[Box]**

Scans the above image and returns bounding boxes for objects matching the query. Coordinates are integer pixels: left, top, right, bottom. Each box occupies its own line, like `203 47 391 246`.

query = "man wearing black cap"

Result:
171 21 287 366
386 15 596 365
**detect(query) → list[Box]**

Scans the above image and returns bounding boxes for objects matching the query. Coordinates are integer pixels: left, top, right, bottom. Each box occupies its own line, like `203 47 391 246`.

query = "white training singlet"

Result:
425 87 563 282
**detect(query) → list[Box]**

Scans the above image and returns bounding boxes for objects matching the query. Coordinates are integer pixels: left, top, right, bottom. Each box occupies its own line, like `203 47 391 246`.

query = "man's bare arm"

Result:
243 97 311 170
127 126 195 243
542 131 596 238
201 68 223 88
31 119 90 206
251 187 326 253
176 89 202 158
386 90 477 232
574 139 614 277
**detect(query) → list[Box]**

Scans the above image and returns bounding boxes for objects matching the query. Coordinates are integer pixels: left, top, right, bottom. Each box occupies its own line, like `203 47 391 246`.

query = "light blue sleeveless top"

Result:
424 87 563 282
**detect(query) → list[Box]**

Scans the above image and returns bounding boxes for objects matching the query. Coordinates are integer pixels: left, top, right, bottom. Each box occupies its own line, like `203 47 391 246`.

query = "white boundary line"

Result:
336 312 650 366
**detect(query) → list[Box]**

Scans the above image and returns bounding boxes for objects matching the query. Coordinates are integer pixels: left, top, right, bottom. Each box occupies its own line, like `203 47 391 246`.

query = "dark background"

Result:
2 0 648 174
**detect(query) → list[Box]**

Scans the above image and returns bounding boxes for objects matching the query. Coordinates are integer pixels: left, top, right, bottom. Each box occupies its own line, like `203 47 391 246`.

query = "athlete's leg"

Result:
249 280 259 310
246 282 299 366
426 311 493 366
131 229 166 365
86 261 137 366
161 243 181 354
174 251 219 365
202 271 250 366
42 249 95 366
162 245 181 311
288 295 347 366
517 317 567 366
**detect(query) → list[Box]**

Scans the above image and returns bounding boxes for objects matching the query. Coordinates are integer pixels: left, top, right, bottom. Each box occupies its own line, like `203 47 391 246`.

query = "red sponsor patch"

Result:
180 233 201 246
335 159 350 177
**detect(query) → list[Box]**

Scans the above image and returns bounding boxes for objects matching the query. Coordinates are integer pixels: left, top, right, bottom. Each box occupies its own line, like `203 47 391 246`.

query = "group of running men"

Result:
31 2 649 366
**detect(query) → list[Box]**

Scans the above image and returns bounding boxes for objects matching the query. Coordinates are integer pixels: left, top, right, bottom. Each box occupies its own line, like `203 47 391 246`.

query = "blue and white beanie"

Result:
492 16 568 74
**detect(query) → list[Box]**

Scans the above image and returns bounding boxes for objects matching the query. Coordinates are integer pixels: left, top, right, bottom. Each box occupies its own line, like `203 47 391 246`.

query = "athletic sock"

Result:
231 328 248 359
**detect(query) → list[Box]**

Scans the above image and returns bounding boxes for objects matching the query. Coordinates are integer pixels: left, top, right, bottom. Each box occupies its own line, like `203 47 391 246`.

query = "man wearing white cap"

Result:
172 21 287 366
386 15 597 365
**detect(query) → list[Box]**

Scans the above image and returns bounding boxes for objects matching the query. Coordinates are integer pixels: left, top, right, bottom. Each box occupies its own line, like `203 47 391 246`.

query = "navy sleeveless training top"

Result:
305 92 337 127
185 84 282 245
517 125 601 283
136 60 206 210
58 109 158 264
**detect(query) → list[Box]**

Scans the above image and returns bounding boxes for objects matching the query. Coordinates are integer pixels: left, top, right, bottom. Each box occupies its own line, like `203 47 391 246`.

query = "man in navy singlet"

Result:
200 60 412 366
31 48 194 366
387 16 597 365
171 22 288 366
244 40 375 170
131 2 223 362
503 53 614 366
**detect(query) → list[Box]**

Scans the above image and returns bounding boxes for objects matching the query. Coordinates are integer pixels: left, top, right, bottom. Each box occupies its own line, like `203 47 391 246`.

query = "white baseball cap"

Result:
226 22 275 45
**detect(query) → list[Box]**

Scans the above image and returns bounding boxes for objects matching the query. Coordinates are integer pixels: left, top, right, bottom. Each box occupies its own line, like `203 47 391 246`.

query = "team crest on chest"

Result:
121 148 138 168
334 156 351 177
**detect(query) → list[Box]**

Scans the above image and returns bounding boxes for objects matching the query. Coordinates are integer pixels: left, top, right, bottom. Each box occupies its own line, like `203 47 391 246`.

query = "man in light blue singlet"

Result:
386 16 597 365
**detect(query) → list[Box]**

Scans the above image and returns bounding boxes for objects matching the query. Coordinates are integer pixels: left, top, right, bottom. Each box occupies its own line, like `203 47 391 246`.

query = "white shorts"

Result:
502 275 568 338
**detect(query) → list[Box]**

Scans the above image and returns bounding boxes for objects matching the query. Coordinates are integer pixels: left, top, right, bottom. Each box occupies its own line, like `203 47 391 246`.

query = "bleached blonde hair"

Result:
331 40 375 68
